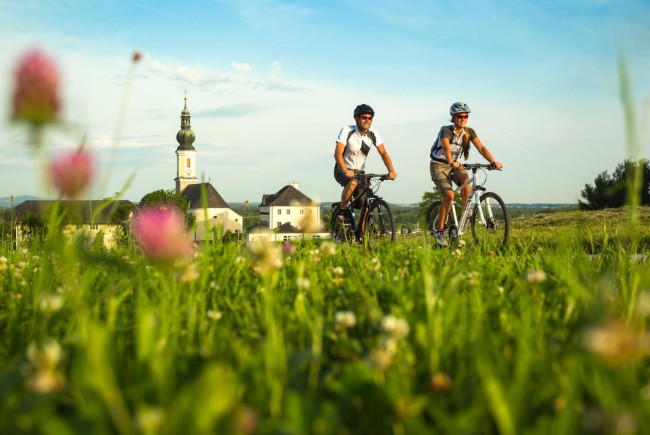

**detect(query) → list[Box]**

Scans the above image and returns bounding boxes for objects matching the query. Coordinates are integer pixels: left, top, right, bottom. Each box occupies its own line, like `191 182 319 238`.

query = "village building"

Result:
247 182 329 241
174 96 243 240
12 199 134 249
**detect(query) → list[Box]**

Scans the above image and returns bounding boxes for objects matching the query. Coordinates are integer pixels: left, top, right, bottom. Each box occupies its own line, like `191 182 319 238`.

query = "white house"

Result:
249 183 329 241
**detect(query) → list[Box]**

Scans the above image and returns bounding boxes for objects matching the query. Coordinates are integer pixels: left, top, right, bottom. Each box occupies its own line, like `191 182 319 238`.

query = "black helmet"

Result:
354 104 375 117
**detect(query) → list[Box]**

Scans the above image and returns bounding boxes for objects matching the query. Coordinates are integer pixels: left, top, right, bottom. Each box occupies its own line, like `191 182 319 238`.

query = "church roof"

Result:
260 185 318 207
181 183 230 209
12 200 134 224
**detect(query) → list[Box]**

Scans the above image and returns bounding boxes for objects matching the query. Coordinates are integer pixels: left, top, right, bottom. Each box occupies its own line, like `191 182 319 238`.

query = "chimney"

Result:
290 182 299 191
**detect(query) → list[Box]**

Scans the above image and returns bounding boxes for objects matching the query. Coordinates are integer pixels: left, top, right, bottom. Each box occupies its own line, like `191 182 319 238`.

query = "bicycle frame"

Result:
444 167 490 237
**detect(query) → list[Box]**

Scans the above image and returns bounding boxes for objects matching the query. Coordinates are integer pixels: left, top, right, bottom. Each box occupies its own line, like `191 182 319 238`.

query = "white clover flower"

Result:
179 264 199 283
332 266 344 276
457 239 466 247
207 310 223 321
453 249 463 259
296 277 311 290
0 256 8 271
39 294 63 313
527 269 547 284
382 314 410 339
335 311 357 329
26 339 65 393
321 241 336 256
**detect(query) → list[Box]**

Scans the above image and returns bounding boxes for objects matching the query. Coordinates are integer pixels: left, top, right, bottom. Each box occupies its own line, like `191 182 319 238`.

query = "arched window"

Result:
186 158 191 168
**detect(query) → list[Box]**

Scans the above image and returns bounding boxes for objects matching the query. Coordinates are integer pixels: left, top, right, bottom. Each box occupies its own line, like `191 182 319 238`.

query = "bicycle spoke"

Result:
471 192 509 250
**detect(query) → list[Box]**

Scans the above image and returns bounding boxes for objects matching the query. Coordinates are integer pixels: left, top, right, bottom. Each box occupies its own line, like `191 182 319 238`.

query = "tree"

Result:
139 189 196 227
419 190 443 218
579 159 650 210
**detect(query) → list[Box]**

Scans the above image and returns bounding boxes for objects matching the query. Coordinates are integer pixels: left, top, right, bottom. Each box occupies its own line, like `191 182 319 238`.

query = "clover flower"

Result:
134 207 192 263
12 50 61 127
0 256 7 271
335 311 357 329
26 339 65 393
248 240 283 275
582 320 650 363
296 277 311 290
48 149 94 198
39 294 64 313
382 314 410 340
527 269 547 284
321 241 336 256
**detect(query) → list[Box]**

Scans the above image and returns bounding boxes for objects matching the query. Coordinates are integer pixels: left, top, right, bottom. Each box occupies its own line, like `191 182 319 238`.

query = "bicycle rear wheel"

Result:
470 192 509 250
363 199 395 248
330 206 355 243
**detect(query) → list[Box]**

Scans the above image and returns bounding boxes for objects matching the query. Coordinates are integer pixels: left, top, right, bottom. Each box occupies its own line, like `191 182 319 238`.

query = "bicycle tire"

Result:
363 199 395 248
425 200 454 246
330 205 355 243
470 192 509 250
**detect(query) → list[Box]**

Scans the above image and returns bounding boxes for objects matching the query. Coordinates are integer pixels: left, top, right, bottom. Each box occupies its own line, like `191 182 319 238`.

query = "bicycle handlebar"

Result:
462 163 501 171
355 173 392 181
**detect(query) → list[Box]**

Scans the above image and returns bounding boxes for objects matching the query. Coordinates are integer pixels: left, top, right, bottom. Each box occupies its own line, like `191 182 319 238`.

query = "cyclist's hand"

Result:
345 169 355 178
388 171 397 180
491 161 503 170
452 161 463 169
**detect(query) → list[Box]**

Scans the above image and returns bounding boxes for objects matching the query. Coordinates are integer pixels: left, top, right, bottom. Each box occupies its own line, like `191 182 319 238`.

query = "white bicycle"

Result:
425 163 509 250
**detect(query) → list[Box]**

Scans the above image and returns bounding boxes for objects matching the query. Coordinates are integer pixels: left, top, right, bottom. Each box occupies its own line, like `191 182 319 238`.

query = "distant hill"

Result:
0 195 42 208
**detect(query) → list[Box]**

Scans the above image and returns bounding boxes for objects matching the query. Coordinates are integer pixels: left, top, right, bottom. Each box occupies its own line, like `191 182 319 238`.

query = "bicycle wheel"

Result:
471 192 509 250
425 201 454 246
363 199 395 248
330 206 355 243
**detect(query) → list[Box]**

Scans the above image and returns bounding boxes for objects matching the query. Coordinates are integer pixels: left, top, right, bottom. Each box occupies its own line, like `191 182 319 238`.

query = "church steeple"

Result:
176 95 196 151
174 94 198 194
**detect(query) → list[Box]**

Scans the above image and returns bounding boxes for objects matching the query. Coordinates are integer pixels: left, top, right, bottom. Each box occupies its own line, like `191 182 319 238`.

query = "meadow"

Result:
1 207 649 435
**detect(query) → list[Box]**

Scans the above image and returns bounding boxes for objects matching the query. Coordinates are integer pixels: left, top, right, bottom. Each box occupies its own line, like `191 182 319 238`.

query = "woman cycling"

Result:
429 102 503 246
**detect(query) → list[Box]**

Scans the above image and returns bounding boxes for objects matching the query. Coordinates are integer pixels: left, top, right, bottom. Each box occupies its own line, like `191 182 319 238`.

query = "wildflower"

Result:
39 294 63 313
248 240 283 275
297 213 321 233
48 150 94 198
282 241 293 255
321 241 336 256
135 407 163 433
582 320 650 364
453 249 463 259
636 291 650 318
235 406 259 434
457 239 466 247
12 50 61 127
309 249 321 264
207 310 223 321
382 314 409 339
527 269 547 284
134 207 192 264
0 256 7 271
335 311 357 329
371 257 381 271
430 372 452 393
179 263 199 282
296 277 311 290
332 266 344 276
26 339 65 393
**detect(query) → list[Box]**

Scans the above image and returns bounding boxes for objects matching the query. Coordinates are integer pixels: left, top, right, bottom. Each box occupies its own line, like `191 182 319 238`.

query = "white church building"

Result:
174 96 243 240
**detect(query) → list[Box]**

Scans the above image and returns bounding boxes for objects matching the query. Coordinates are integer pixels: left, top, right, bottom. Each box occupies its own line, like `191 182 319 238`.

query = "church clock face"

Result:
185 170 191 177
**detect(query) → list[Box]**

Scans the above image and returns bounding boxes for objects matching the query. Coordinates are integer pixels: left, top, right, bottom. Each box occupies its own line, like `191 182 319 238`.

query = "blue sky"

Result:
1 0 649 205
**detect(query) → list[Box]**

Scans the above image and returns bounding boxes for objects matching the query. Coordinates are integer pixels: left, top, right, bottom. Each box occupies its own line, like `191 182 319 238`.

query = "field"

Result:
1 207 650 434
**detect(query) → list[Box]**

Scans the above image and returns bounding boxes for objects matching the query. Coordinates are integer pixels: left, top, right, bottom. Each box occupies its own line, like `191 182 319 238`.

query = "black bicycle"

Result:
330 173 395 248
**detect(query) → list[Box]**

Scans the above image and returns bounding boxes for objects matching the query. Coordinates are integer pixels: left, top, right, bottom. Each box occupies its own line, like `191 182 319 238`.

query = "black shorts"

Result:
333 164 367 209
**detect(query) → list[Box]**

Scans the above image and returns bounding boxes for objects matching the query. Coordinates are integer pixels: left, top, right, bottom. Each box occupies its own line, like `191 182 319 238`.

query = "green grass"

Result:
1 208 650 434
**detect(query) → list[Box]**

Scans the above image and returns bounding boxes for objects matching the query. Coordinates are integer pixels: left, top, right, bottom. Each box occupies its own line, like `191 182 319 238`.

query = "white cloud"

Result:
231 62 252 74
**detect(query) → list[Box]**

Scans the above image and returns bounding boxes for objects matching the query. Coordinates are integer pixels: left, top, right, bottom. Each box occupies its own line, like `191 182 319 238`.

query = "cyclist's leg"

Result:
456 170 471 208
334 164 357 211
431 162 454 231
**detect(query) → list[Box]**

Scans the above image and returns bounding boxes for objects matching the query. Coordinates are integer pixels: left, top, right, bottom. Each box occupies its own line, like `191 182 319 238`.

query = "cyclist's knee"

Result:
443 190 454 201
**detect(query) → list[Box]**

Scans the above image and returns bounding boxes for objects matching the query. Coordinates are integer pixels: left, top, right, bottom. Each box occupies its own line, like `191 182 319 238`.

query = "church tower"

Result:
175 95 198 194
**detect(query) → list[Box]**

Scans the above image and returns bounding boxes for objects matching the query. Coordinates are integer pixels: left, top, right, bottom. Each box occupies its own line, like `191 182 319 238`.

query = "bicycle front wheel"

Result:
363 199 395 248
471 192 509 250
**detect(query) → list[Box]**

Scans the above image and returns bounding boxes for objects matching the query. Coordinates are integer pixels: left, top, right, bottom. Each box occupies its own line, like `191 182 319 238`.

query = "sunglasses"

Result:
455 114 469 119
359 115 373 121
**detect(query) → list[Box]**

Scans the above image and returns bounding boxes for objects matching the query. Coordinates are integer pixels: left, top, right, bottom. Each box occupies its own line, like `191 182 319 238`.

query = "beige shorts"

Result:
430 161 467 194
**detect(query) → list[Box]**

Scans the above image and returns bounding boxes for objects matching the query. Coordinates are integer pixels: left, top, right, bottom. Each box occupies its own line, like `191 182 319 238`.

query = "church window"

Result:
286 209 290 215
186 158 191 168
277 209 281 215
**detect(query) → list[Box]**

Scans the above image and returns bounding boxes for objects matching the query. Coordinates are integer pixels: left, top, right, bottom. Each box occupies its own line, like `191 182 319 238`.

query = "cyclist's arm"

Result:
471 137 503 169
334 142 354 177
440 138 462 169
376 144 397 180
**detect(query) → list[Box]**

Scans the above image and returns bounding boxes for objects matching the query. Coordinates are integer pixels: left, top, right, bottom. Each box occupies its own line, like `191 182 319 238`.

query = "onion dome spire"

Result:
176 94 196 151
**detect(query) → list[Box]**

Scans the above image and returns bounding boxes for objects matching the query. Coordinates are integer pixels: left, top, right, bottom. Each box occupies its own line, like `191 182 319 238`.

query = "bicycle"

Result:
330 173 396 248
425 163 509 250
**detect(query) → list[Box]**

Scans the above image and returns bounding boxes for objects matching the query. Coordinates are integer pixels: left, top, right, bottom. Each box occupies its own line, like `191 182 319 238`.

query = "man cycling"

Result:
333 104 397 221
